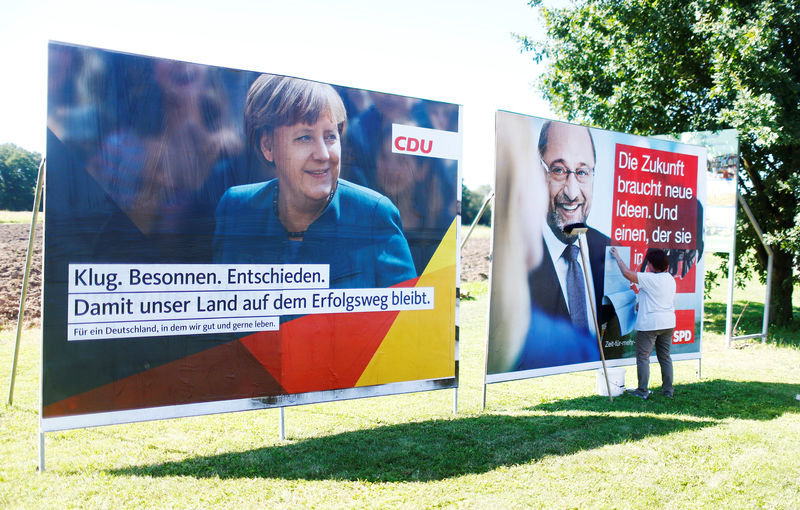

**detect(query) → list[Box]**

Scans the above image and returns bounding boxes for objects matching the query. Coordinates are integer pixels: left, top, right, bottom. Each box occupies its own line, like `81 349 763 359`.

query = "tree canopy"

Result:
462 182 493 227
521 0 799 325
0 143 41 211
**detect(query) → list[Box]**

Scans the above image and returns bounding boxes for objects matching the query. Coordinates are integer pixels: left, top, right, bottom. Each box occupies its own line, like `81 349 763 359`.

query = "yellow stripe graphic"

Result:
356 219 457 386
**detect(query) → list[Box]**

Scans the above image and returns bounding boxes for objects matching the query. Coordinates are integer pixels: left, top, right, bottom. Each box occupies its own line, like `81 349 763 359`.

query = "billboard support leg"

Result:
481 383 487 411
279 407 285 441
453 388 458 414
8 158 45 406
697 359 701 379
730 193 774 345
725 243 736 348
39 432 45 473
762 253 772 343
577 233 613 403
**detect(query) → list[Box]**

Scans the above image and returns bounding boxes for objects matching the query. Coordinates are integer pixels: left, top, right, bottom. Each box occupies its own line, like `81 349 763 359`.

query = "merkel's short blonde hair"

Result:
245 74 347 168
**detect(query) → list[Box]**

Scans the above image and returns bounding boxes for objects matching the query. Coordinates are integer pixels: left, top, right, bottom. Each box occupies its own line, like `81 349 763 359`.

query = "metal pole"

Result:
577 234 613 402
736 193 774 343
725 244 736 348
460 192 494 250
453 388 458 414
279 407 285 440
8 158 45 406
762 253 772 342
725 175 740 347
731 333 764 341
697 359 702 380
39 432 45 473
481 382 487 410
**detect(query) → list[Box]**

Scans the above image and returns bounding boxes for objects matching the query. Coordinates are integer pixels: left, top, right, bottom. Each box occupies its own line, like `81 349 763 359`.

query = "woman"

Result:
610 247 676 399
213 75 416 289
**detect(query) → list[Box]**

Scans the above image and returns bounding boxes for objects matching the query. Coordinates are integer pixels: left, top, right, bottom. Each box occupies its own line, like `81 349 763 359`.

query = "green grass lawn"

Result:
2 266 799 508
704 253 800 346
462 223 492 240
0 210 41 224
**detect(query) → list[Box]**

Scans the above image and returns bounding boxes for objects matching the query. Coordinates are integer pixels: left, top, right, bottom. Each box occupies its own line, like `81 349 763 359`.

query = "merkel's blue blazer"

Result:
213 178 416 289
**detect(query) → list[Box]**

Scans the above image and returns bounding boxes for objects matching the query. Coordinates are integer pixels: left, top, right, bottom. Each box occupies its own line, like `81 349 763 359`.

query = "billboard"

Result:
43 42 461 430
487 112 705 383
658 129 738 253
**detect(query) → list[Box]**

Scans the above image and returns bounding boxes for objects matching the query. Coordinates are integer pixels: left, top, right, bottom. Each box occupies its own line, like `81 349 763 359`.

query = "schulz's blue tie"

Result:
565 243 588 332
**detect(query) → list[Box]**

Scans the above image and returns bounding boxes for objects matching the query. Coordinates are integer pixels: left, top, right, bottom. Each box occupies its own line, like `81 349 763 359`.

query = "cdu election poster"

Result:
43 42 461 430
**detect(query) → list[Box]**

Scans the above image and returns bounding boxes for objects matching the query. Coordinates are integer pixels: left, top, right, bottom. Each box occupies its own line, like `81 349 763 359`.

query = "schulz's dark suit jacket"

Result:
517 226 625 370
528 226 612 327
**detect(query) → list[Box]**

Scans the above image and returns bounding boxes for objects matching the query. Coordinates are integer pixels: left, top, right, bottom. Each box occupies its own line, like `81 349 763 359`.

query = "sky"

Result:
0 0 557 188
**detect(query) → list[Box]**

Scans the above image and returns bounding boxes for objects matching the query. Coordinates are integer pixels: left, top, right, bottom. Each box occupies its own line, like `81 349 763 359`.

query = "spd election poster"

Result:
487 112 705 383
43 42 461 430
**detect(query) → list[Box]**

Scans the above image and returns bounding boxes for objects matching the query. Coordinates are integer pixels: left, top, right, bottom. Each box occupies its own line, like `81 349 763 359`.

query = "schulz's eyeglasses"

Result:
541 159 594 183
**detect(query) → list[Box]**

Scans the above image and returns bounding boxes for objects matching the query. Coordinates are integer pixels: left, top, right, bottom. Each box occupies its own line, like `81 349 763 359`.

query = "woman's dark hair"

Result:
645 248 670 272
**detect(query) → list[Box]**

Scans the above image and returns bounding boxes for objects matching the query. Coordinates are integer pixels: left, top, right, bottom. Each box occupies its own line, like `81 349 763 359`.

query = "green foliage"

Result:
461 182 492 226
0 143 41 211
521 0 800 325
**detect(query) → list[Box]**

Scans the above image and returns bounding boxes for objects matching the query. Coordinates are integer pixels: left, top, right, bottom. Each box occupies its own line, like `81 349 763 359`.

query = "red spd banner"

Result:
672 309 696 344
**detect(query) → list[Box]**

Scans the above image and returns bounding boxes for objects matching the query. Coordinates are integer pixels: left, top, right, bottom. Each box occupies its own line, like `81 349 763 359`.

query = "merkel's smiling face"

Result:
541 123 595 243
261 115 341 210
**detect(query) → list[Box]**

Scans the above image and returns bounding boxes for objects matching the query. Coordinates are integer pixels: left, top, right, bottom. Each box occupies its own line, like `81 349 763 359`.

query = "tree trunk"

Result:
769 248 796 326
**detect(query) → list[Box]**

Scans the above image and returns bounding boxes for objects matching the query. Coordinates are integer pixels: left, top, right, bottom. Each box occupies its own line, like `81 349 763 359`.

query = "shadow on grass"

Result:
530 379 799 421
111 414 709 482
704 300 799 347
704 300 776 335
110 381 797 482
